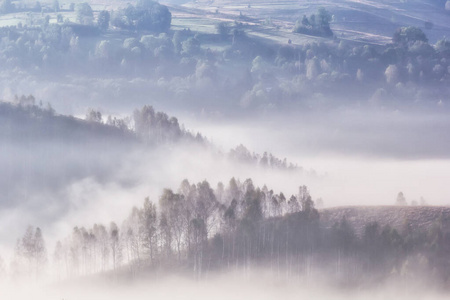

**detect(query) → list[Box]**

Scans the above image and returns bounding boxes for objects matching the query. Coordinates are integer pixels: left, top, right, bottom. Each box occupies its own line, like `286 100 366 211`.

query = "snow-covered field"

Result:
171 0 450 45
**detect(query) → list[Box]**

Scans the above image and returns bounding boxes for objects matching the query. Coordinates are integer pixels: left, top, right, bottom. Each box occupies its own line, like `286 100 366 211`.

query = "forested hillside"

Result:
0 99 304 209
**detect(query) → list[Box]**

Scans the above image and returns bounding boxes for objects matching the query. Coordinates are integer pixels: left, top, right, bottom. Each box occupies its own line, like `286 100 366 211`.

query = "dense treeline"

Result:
5 178 450 288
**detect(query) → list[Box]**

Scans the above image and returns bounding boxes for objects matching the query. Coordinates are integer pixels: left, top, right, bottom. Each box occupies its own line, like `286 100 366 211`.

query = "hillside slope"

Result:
320 205 450 235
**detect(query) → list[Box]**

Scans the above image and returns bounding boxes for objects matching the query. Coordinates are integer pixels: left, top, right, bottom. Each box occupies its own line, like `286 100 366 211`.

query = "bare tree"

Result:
141 197 158 262
110 222 121 271
160 189 188 261
53 241 64 280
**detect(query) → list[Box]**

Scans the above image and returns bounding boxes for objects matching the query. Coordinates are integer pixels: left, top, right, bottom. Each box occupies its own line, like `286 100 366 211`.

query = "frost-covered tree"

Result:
97 10 110 31
76 2 94 25
385 64 399 84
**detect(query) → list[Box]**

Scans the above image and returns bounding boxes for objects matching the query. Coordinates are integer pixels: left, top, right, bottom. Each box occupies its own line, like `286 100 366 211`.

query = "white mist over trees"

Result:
0 0 450 298
10 178 317 281
4 177 450 289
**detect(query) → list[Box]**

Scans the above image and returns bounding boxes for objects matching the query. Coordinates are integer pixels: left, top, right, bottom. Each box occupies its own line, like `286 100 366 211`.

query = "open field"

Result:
167 0 450 45
1 0 447 47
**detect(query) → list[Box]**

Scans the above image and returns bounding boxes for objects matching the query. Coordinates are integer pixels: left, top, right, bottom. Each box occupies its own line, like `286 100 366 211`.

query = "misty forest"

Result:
1 0 450 299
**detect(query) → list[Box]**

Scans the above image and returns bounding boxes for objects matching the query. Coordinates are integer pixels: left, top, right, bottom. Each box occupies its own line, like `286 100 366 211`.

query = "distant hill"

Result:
0 101 138 207
320 205 450 235
0 100 305 207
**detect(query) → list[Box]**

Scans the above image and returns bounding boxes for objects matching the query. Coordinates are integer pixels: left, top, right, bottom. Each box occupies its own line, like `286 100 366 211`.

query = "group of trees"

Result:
327 214 450 287
110 0 171 33
242 25 450 109
395 192 427 206
10 226 47 280
83 104 303 173
133 105 203 145
74 1 171 32
293 8 333 38
6 178 318 280
229 144 301 171
101 105 303 172
4 177 450 287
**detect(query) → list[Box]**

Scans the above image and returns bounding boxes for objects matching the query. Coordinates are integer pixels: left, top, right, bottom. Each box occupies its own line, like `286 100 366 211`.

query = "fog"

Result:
2 95 450 292
181 109 450 206
0 140 315 254
2 103 449 289
2 270 449 300
1 0 450 296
